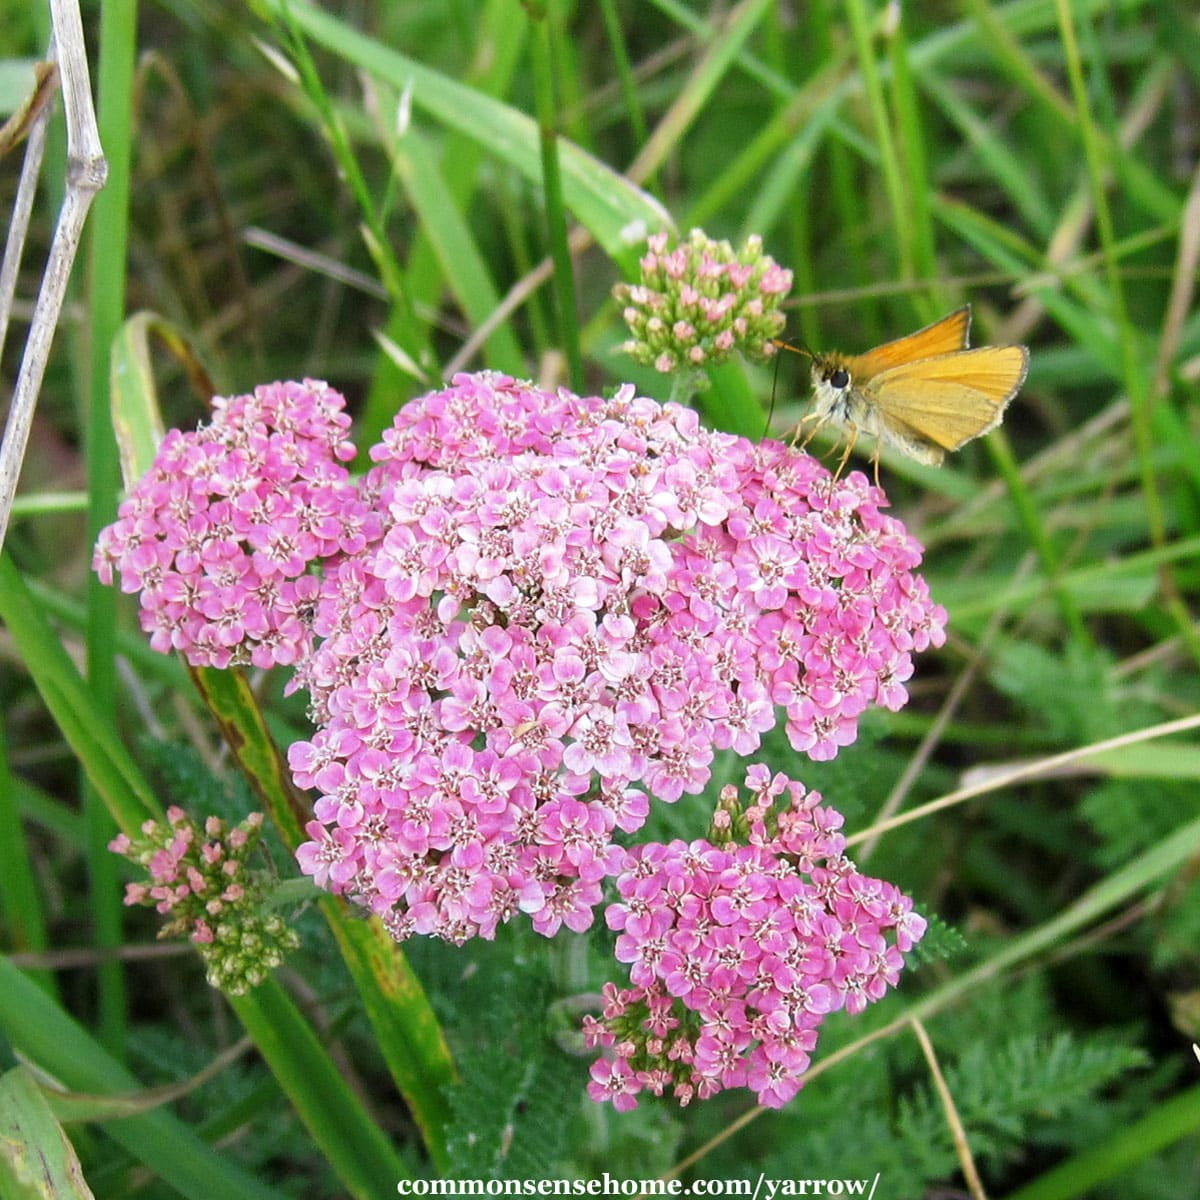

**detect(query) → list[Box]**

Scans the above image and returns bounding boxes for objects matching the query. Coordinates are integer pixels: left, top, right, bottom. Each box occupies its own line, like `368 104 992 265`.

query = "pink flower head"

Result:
100 370 943 962
93 380 378 671
616 229 793 370
275 372 943 946
587 764 924 1110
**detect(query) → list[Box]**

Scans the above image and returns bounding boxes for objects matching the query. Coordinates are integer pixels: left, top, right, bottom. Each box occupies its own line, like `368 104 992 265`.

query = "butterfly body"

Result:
779 306 1029 473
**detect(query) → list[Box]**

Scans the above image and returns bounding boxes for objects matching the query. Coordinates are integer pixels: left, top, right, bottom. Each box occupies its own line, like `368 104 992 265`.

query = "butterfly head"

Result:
810 353 856 421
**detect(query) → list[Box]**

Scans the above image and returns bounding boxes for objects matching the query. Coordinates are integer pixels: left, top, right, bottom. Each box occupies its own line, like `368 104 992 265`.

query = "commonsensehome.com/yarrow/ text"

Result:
396 1175 882 1198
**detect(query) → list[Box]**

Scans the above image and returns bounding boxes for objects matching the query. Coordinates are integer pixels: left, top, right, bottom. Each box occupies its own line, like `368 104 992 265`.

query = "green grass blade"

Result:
228 983 408 1197
529 2 583 392
0 730 52 995
0 1066 92 1200
934 533 1200 623
920 73 1055 238
0 553 160 837
361 0 528 450
392 126 525 376
252 0 672 266
0 958 287 1200
1003 1084 1200 1200
85 0 140 1061
887 13 939 310
842 0 907 280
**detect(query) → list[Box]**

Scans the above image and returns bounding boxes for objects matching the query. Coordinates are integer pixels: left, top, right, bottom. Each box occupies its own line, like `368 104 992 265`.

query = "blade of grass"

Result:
0 728 53 996
1002 1084 1200 1200
920 73 1055 239
987 428 1092 647
0 1065 94 1199
391 125 525 376
967 0 1177 226
887 11 941 315
270 8 432 380
933 532 1200 623
227 983 408 1198
251 0 672 267
623 0 776 190
359 0 527 454
1055 0 1200 670
527 0 583 392
0 553 160 837
843 0 909 281
684 55 846 229
83 0 138 1062
0 957 288 1200
598 0 653 190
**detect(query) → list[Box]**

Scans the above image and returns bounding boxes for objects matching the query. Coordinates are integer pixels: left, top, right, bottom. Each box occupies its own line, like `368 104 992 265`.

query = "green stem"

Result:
988 430 1091 647
598 0 654 189
1003 1084 1200 1200
1053 0 1200 672
844 0 912 282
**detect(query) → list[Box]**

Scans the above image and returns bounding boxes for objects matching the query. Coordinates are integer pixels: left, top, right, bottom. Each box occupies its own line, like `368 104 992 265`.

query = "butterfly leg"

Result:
832 424 858 480
792 412 830 451
871 443 882 488
795 411 829 449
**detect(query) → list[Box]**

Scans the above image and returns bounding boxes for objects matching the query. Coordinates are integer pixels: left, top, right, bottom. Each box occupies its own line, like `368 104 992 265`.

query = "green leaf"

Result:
0 554 160 838
0 1067 94 1200
0 961 286 1200
228 982 408 1197
391 126 526 375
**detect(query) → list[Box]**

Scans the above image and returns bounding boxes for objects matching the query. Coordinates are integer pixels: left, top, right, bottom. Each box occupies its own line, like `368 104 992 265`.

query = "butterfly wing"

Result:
862 345 1030 451
844 306 972 376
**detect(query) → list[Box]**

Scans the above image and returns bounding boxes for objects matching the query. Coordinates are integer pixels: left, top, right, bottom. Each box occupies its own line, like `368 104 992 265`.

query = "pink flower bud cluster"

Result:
288 372 944 944
616 229 793 371
93 380 380 670
111 808 299 994
585 764 926 1111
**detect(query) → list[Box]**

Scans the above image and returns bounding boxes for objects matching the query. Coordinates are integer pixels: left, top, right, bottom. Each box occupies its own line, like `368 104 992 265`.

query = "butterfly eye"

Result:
829 368 850 389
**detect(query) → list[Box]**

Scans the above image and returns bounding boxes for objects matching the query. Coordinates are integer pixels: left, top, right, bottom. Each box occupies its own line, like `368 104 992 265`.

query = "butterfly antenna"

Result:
766 337 813 439
765 345 782 437
770 337 813 359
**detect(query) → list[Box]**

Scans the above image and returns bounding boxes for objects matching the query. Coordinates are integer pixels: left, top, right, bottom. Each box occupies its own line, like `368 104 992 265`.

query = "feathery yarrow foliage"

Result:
111 808 299 995
615 229 793 371
96 367 941 1106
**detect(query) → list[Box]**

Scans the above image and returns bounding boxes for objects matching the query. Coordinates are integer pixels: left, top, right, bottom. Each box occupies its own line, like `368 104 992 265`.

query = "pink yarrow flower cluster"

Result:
95 370 937 1103
616 229 793 371
111 808 300 995
94 379 379 670
586 764 926 1111
287 372 944 944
